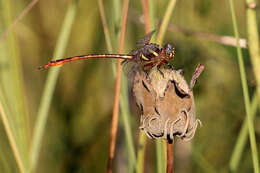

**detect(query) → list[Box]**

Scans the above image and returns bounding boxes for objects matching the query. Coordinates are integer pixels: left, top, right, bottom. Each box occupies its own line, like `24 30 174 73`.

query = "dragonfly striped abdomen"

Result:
38 31 175 70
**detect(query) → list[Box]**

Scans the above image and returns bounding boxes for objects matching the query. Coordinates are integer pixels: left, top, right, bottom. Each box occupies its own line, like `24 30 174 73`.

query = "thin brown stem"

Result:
166 141 173 173
136 2 150 173
141 0 150 34
106 0 129 173
128 10 247 48
0 0 39 42
167 23 247 48
106 59 122 173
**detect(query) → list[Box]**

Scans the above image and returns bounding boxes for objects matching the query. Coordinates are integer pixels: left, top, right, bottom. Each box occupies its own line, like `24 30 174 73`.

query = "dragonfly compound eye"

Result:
164 44 173 54
163 44 175 59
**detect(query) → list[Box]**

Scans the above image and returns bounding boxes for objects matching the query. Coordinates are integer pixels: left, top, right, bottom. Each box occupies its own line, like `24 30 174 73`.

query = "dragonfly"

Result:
38 31 175 70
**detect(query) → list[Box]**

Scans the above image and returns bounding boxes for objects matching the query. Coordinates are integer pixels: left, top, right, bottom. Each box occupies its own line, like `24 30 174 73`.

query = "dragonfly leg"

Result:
143 61 158 68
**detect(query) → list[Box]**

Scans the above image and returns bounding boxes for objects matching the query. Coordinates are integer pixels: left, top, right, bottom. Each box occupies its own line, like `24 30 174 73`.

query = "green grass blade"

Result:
0 89 25 173
156 0 177 45
111 0 121 52
156 139 166 173
0 0 30 171
244 0 260 104
148 0 156 31
136 131 146 173
120 75 136 172
29 1 78 172
228 0 259 172
0 35 19 173
98 0 113 53
229 93 259 172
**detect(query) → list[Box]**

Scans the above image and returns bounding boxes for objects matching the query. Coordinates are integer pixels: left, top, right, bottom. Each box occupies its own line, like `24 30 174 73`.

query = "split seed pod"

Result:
133 64 204 141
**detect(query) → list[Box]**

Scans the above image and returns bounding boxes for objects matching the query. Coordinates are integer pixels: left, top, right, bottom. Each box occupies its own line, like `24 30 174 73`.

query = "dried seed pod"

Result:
133 64 204 141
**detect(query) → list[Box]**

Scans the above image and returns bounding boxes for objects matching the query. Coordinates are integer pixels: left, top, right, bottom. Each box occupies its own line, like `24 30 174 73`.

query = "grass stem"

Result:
29 1 78 171
0 0 39 42
106 0 129 173
229 93 259 172
0 89 25 173
156 139 166 173
98 0 113 53
156 0 177 45
228 0 259 172
98 0 136 172
136 131 146 173
244 0 260 105
1 0 30 171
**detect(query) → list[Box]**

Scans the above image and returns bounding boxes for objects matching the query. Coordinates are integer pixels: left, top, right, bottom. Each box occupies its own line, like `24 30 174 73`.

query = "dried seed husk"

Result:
133 65 203 141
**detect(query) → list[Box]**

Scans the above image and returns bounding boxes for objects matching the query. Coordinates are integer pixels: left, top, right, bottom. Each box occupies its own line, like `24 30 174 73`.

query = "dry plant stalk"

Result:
167 142 173 173
133 64 204 142
0 0 39 41
106 0 129 173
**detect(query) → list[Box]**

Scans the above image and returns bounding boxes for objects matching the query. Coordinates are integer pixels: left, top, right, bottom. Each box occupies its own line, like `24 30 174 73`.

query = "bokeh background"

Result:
0 0 259 172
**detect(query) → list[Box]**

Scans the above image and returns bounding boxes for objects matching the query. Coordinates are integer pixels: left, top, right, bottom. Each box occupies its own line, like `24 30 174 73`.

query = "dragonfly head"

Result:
163 44 175 60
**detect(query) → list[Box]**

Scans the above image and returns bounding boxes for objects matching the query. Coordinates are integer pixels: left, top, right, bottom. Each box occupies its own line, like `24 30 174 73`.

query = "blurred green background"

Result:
0 0 259 172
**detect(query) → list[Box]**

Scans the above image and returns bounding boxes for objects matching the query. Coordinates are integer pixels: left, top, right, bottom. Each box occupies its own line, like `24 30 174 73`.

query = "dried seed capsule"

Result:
132 64 204 141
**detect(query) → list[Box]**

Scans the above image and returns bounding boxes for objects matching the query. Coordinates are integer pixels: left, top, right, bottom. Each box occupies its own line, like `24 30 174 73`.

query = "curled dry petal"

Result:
190 64 205 90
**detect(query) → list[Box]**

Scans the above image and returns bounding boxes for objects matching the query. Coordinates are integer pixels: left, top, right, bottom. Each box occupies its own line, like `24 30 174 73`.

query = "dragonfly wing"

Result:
136 30 156 47
121 59 141 78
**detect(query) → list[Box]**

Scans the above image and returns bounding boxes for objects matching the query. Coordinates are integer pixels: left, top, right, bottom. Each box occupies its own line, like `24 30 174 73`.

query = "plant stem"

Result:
156 139 166 173
136 1 154 173
156 0 177 172
106 0 129 173
100 0 136 171
166 141 173 173
1 0 30 171
156 0 177 45
120 77 137 172
141 0 150 33
30 1 78 172
129 13 248 48
229 93 259 172
98 0 113 53
136 131 146 173
228 0 259 172
98 0 136 172
244 0 260 105
0 0 39 42
0 89 25 173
